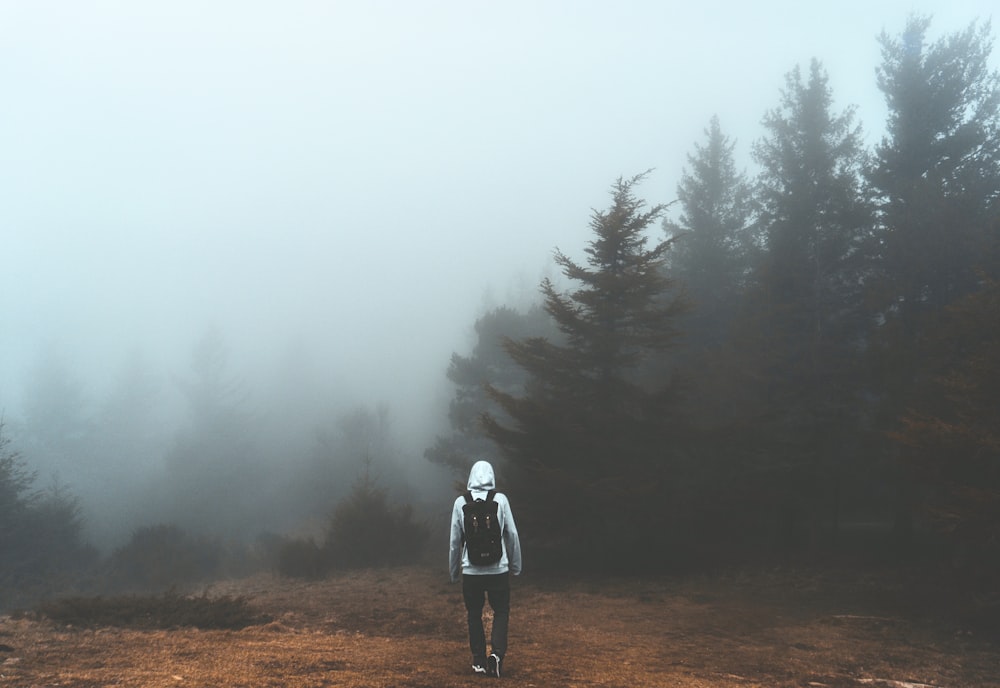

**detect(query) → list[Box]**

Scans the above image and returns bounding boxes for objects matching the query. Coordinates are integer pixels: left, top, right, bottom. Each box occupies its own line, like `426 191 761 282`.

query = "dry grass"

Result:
31 591 269 631
1 565 998 687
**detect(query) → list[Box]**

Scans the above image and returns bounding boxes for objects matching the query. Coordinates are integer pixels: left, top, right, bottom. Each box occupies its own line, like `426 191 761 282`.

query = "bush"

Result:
33 590 270 630
323 470 428 569
274 536 325 579
107 524 221 592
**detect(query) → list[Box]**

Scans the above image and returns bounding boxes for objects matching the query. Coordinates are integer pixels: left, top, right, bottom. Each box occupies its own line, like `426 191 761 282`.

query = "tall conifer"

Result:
746 60 873 546
666 115 754 344
481 174 688 568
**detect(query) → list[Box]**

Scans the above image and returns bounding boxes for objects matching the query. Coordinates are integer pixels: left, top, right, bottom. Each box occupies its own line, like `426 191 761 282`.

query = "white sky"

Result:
1 0 996 436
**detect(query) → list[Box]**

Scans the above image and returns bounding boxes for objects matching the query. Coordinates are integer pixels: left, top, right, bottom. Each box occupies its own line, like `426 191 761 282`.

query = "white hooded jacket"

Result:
449 460 522 582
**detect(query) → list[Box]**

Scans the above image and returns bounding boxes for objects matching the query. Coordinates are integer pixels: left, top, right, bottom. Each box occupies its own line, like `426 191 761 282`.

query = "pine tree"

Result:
753 60 872 321
665 115 754 345
867 16 1000 544
158 328 261 540
746 59 873 547
482 174 688 569
424 305 555 476
889 276 1000 576
869 15 1000 321
1 423 93 611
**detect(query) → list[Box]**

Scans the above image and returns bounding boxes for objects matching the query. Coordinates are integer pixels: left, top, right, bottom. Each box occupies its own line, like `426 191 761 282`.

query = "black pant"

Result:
462 572 510 660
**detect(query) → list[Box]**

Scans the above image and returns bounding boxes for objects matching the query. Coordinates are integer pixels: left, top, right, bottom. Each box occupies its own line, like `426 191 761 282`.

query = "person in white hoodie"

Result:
449 460 522 678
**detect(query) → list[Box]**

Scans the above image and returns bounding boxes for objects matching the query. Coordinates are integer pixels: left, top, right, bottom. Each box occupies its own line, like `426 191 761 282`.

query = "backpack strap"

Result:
485 490 504 536
460 492 471 543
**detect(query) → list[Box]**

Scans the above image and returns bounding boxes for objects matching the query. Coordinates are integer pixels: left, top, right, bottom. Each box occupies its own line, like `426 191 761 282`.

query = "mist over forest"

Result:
2 1 1000 610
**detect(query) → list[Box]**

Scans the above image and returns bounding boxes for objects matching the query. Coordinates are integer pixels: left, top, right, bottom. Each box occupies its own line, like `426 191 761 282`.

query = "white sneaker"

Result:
488 653 502 678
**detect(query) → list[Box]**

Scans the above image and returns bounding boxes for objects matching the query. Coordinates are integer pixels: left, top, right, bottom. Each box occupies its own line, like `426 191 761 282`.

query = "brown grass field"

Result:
1 564 998 687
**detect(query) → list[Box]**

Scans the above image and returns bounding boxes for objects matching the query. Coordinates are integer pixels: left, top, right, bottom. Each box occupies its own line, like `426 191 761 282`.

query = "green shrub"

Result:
323 471 428 569
274 535 325 579
107 524 221 591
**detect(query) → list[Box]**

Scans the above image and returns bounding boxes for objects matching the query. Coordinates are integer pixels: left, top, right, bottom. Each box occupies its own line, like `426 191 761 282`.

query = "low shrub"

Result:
107 524 221 591
323 471 428 569
275 536 325 579
33 590 270 630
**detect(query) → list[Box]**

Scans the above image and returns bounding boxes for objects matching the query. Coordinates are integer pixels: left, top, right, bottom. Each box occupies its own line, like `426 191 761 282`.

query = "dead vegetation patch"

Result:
26 590 271 630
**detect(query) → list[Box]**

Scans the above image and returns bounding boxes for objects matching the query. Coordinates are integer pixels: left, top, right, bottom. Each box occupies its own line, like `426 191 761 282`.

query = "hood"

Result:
467 460 496 492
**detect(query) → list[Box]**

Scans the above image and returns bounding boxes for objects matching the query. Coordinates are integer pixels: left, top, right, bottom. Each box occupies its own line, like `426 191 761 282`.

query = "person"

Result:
449 460 522 678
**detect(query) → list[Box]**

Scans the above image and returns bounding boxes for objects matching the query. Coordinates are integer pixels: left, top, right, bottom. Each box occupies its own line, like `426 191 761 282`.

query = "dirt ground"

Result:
1 564 998 687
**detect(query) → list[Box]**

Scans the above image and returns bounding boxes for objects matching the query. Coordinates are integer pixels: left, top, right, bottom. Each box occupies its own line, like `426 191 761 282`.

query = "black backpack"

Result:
462 490 504 566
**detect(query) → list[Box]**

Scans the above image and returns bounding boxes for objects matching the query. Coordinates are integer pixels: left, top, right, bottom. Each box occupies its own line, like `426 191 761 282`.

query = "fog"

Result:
1 1 995 550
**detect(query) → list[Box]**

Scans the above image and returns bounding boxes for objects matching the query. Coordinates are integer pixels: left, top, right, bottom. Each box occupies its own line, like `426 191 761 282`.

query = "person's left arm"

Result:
501 496 522 576
448 499 464 582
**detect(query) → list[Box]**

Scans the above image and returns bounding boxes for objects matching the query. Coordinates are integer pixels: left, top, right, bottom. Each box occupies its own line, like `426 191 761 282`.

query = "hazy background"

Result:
1 0 996 549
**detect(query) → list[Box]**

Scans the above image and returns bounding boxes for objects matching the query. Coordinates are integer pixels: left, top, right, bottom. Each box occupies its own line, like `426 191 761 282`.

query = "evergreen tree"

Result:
656 119 763 551
482 174 688 569
867 16 1000 543
747 59 873 547
0 423 93 611
0 423 35 553
425 304 554 476
753 60 872 317
19 349 91 484
88 350 167 548
158 327 261 540
661 117 757 454
869 15 1000 320
889 276 1000 577
665 115 754 345
323 457 428 569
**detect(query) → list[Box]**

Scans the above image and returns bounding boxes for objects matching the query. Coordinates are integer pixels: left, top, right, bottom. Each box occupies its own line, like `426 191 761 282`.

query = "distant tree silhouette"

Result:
425 305 555 476
87 350 167 547
655 118 766 553
18 349 91 486
174 327 251 429
867 16 1000 544
482 174 689 570
304 403 397 513
869 15 1000 322
664 115 755 347
95 350 163 460
158 327 262 540
746 59 873 548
